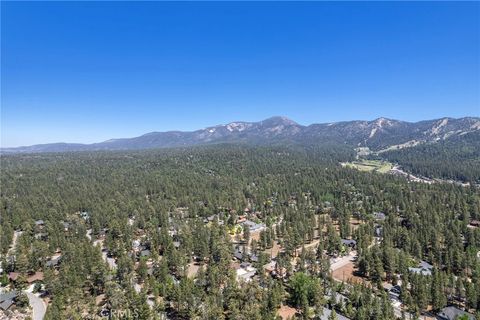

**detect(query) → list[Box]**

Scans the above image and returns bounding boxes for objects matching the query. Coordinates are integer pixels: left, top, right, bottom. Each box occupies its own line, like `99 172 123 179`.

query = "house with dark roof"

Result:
341 239 357 248
436 306 474 320
204 215 217 223
234 249 243 261
249 253 259 263
46 255 61 267
409 260 433 276
319 307 350 320
419 260 433 270
0 299 14 311
0 290 18 311
382 283 402 300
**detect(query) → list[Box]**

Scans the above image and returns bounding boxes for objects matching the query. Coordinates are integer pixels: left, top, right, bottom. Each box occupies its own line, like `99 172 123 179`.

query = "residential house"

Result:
436 306 474 320
382 283 401 300
0 290 18 311
26 272 44 284
319 307 351 320
204 215 217 223
233 249 243 261
249 253 259 263
9 271 44 285
242 220 266 232
46 255 62 268
236 263 256 282
409 260 433 276
35 220 45 227
341 239 357 248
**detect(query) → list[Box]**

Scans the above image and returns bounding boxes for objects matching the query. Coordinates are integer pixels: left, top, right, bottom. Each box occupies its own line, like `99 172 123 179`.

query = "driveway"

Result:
25 292 46 320
7 231 23 256
330 251 357 271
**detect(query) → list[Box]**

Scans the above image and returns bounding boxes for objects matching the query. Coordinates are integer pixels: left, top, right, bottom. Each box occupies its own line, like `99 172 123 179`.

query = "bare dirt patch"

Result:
331 261 365 284
349 217 363 231
277 305 297 320
187 262 204 278
265 240 283 259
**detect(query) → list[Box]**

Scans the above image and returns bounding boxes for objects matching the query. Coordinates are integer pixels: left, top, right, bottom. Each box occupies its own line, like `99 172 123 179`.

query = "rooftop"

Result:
242 220 265 232
0 290 18 303
409 260 433 276
341 239 357 246
319 307 350 320
437 306 474 320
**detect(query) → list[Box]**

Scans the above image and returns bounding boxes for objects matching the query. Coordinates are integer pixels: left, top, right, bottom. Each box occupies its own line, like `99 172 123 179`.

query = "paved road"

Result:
26 292 46 320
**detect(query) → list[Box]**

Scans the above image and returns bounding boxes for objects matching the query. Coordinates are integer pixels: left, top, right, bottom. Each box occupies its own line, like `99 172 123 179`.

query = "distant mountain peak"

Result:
372 117 395 127
2 116 478 154
261 116 299 126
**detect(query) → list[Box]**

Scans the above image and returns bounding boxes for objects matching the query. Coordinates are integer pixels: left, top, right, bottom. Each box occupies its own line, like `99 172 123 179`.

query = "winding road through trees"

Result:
25 292 46 320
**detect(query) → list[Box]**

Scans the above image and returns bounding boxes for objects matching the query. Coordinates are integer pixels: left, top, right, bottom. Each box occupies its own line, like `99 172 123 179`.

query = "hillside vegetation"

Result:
378 131 480 183
1 145 479 319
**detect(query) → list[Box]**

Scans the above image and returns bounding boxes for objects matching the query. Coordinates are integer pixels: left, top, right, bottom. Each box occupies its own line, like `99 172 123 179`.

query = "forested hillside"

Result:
1 145 479 319
378 131 480 183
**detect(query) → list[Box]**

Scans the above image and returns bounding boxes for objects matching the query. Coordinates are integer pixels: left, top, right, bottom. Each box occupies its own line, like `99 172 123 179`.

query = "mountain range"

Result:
2 116 479 154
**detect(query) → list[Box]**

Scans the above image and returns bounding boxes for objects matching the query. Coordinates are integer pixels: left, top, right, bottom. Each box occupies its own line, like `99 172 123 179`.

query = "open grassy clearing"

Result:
341 159 393 173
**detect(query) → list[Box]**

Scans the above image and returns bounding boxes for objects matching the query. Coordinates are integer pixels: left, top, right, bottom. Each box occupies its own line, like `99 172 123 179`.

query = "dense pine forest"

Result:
378 131 480 183
1 145 479 319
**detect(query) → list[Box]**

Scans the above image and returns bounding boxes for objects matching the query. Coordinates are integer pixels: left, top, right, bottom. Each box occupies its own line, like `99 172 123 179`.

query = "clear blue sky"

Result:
1 1 479 147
